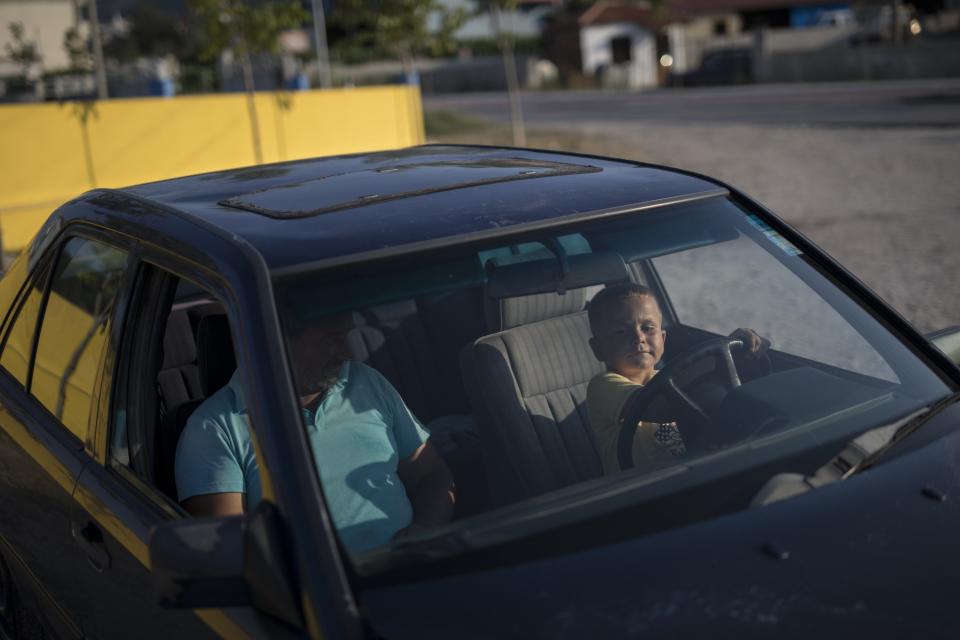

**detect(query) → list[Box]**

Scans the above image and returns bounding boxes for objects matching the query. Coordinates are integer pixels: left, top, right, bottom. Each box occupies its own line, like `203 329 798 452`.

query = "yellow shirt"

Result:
586 371 686 474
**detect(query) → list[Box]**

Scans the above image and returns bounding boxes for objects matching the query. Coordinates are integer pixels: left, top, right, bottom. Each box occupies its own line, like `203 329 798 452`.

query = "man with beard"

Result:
175 312 455 553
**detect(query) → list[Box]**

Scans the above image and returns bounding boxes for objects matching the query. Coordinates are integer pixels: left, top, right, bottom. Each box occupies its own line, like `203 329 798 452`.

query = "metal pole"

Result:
491 5 526 147
86 0 108 99
239 46 264 164
310 0 333 88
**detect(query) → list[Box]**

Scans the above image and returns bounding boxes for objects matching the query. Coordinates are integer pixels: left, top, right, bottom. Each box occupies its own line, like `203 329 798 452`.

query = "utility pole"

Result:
310 0 333 88
85 0 108 99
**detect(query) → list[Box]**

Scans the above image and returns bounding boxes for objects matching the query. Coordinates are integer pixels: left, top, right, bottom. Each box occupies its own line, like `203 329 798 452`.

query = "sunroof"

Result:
218 158 602 218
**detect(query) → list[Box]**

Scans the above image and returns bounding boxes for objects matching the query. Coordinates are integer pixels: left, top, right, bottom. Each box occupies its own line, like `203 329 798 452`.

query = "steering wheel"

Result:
617 336 747 470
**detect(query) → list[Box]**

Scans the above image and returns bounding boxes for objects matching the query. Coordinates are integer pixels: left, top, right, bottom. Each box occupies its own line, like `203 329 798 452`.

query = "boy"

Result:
586 283 767 474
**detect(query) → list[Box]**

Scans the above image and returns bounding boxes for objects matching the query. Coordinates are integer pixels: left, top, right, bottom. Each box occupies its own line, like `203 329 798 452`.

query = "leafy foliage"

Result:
5 22 41 75
103 4 193 61
329 0 466 63
63 26 93 72
189 0 308 61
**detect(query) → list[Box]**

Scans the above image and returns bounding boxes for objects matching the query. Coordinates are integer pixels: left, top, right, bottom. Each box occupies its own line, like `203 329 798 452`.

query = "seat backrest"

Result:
157 309 203 416
466 252 629 504
348 300 446 423
472 311 606 502
347 291 486 423
155 311 235 500
195 313 235 397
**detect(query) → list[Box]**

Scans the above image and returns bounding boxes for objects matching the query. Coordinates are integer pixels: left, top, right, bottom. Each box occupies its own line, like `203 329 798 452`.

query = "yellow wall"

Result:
0 86 425 251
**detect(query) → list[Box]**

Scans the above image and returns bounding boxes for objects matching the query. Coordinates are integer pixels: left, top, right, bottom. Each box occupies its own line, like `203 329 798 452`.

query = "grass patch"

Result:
424 110 490 136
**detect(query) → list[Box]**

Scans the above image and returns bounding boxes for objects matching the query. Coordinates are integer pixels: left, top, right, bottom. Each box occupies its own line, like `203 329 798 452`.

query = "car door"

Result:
0 231 130 639
66 244 313 639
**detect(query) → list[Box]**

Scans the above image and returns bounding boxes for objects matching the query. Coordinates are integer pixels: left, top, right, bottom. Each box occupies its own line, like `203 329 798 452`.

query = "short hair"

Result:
587 283 658 335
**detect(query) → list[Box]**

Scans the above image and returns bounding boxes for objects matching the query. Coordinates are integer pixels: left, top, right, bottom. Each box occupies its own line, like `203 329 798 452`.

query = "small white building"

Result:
0 0 87 77
578 2 660 89
544 2 667 89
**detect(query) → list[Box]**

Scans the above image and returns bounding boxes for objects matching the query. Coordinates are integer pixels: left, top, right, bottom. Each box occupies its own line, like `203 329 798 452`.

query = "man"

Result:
175 312 455 553
586 283 769 474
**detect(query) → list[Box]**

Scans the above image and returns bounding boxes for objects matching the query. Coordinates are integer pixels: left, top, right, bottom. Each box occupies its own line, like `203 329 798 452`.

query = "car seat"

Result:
155 311 235 500
464 252 630 505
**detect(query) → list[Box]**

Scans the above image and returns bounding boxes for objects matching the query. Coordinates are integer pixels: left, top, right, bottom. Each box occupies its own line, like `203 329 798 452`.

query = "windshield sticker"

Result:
745 214 802 256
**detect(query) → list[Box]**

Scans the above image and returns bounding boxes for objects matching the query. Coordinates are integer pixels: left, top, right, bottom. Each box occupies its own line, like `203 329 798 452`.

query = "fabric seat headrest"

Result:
161 309 197 369
484 251 629 331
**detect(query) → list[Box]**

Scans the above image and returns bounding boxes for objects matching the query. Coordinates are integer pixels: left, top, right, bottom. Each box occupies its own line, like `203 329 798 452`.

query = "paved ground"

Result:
427 79 960 334
426 78 960 128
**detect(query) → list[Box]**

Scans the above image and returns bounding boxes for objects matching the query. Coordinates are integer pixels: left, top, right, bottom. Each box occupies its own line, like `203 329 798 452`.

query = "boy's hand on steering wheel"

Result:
729 328 770 358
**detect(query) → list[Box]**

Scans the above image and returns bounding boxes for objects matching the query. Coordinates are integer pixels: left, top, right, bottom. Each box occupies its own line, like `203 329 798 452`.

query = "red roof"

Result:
673 0 848 11
576 0 855 30
578 2 671 28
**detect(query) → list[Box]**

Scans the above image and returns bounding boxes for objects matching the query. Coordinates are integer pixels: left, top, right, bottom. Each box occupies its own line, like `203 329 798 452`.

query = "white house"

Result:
0 0 87 77
578 3 661 88
544 2 667 89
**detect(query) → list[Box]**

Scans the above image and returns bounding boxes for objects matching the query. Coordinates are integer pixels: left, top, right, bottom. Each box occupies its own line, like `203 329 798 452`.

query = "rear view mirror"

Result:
928 326 960 367
149 502 302 629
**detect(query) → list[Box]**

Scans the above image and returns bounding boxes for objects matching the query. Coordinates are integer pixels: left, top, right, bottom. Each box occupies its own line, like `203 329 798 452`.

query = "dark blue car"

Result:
0 145 958 639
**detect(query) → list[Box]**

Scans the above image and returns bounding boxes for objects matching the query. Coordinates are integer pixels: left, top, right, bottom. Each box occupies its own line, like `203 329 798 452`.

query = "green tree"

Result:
103 4 191 62
330 0 466 77
191 0 308 65
63 26 93 72
189 0 308 162
6 22 41 83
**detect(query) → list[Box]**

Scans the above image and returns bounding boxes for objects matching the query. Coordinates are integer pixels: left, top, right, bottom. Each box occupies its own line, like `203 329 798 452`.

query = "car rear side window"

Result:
32 237 128 440
0 272 46 386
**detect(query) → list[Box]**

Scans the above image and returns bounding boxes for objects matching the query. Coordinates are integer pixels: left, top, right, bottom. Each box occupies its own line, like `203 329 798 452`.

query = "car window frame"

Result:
106 257 182 516
0 249 34 341
0 225 137 458
0 258 52 390
106 241 363 637
33 231 135 453
0 226 138 569
102 249 240 512
59 241 312 638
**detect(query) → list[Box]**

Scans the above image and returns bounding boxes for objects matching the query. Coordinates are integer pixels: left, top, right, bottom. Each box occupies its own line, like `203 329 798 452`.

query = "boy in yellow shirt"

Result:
586 283 767 474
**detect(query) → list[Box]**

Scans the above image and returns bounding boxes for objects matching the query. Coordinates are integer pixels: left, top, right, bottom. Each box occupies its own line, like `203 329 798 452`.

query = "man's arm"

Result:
182 492 244 517
396 439 455 533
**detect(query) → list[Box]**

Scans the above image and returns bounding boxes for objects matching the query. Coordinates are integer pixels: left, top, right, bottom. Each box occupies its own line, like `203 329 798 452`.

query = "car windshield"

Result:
274 196 951 570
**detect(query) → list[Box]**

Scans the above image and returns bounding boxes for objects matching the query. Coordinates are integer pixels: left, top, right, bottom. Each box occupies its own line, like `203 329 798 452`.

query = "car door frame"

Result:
73 221 364 639
0 221 139 639
0 246 81 640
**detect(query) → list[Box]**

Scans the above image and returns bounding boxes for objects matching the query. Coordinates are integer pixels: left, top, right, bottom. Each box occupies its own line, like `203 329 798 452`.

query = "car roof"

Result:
107 145 723 273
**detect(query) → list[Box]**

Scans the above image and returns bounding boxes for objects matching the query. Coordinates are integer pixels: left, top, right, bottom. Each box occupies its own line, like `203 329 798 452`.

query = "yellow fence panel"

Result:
0 86 424 251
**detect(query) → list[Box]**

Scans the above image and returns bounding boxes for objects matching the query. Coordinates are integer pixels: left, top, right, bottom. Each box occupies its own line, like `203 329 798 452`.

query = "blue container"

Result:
150 77 175 97
288 72 310 90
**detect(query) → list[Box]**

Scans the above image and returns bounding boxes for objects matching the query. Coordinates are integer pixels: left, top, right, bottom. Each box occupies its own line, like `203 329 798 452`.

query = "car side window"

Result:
0 269 47 386
109 266 247 507
31 237 128 440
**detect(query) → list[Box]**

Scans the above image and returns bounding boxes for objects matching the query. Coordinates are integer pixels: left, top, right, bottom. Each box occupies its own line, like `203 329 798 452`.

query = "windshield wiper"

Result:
753 392 960 506
828 391 960 479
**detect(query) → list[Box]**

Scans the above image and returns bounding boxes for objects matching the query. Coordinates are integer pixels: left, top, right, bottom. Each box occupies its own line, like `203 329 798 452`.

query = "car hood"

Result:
363 402 960 638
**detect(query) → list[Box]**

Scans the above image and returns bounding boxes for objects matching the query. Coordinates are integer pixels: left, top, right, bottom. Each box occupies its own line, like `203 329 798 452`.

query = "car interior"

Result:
131 203 936 558
143 243 791 518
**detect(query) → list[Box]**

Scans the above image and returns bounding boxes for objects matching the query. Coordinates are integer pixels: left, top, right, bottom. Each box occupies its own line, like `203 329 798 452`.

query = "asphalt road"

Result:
427 78 960 335
425 78 960 128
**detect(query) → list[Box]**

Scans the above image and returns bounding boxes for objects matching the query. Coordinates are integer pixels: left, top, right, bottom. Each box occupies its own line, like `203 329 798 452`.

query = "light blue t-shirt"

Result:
175 361 430 553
